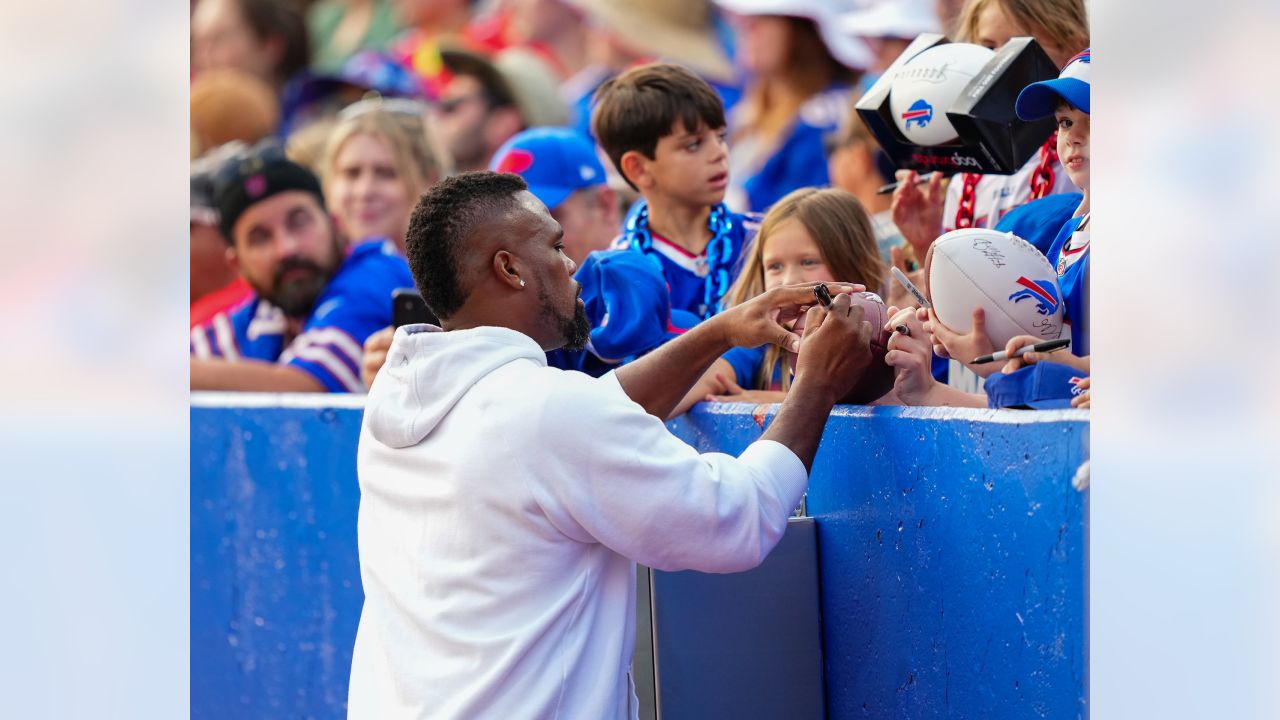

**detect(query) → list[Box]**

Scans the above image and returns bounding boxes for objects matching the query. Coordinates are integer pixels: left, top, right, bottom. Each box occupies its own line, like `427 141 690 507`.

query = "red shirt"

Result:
190 277 253 328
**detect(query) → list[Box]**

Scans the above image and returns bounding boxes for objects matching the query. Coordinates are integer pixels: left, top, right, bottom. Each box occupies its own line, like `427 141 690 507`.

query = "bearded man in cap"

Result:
190 143 414 392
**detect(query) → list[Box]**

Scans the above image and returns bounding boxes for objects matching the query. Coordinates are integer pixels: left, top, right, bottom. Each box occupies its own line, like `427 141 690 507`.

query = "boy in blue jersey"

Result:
191 146 414 392
999 49 1091 379
591 63 760 321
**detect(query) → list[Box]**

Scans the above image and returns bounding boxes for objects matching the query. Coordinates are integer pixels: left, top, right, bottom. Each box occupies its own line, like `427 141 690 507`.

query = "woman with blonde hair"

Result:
320 100 451 252
670 186 888 416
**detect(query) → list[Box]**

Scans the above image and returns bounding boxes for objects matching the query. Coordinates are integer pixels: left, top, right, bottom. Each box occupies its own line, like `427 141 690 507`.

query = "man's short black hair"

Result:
591 63 726 191
405 171 529 319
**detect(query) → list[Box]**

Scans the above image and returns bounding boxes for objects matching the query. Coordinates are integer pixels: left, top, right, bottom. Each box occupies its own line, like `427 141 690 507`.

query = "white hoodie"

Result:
348 325 807 719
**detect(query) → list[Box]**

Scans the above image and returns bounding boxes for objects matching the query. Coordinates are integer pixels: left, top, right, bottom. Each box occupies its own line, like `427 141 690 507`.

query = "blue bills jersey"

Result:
190 239 415 392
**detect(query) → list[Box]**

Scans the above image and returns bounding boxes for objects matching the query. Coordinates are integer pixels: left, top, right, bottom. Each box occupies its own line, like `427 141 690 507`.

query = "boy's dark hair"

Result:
405 171 529 319
591 63 726 191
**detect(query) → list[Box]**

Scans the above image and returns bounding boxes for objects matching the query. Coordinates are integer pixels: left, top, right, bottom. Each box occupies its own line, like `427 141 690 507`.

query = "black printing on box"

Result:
855 36 1061 176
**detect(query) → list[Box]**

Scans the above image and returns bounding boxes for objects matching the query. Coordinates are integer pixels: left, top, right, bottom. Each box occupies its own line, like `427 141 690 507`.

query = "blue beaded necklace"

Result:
622 202 734 320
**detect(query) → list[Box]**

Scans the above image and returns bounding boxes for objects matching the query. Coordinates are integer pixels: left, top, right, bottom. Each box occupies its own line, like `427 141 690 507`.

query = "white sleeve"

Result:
518 371 809 573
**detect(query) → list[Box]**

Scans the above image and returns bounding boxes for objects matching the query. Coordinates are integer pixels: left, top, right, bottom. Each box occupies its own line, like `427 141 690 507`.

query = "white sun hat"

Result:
713 0 875 70
840 0 942 41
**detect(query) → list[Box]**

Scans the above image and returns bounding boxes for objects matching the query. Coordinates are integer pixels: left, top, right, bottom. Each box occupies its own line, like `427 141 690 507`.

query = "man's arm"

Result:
191 358 328 392
615 282 862 419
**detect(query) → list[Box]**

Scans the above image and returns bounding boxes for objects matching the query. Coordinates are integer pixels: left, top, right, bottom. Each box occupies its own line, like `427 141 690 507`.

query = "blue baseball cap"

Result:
489 128 606 212
984 361 1088 410
575 250 700 361
1015 48 1090 121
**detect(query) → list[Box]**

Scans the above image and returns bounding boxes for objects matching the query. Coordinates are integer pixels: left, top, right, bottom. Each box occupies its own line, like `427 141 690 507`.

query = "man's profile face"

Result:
230 190 343 318
512 191 590 350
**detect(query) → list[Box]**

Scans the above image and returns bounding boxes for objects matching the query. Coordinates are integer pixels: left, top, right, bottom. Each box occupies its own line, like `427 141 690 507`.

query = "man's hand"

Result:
891 170 945 261
714 281 865 352
791 292 873 405
361 326 395 389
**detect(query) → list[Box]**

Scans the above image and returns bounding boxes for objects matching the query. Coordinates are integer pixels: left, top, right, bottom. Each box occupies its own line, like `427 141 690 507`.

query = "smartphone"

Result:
392 288 438 329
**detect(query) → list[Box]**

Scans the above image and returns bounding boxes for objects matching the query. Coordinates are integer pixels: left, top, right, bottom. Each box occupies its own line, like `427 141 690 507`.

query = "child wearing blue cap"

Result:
891 50 1091 410
489 127 620 266
592 63 759 321
998 48 1090 391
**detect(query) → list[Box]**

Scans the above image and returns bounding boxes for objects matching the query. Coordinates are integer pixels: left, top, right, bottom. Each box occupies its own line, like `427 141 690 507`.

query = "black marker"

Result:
972 338 1071 364
813 283 833 308
876 175 931 195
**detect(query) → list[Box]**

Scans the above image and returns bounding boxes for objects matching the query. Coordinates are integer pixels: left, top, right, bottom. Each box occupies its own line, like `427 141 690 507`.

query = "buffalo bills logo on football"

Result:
1008 277 1060 315
900 99 933 129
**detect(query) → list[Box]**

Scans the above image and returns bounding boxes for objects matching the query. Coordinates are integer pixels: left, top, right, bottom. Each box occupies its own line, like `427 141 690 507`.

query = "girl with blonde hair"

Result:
670 186 888 416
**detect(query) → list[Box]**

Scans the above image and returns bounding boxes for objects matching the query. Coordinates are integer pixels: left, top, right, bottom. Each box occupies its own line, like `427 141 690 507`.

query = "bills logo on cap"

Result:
1060 49 1090 81
1008 276 1060 315
496 149 535 175
245 174 267 198
1068 376 1087 396
900 99 933 129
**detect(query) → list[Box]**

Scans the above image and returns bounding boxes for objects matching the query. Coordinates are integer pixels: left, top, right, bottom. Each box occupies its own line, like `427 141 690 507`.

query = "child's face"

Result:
1055 104 1090 192
643 121 730 207
762 219 835 290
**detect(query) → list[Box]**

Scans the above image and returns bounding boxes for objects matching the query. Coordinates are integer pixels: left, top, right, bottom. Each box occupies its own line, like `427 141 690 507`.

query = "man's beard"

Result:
540 286 591 351
268 255 334 318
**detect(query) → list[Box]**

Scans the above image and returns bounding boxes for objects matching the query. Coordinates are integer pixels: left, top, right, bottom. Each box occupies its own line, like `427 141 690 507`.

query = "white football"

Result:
925 229 1065 348
889 42 995 146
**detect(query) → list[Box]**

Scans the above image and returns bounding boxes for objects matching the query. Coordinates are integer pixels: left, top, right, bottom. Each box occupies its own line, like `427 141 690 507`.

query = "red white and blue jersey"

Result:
190 238 415 392
610 209 759 319
1045 215 1089 357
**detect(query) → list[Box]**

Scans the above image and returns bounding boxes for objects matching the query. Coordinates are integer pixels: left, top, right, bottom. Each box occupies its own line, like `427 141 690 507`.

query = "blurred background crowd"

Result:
190 0 1091 411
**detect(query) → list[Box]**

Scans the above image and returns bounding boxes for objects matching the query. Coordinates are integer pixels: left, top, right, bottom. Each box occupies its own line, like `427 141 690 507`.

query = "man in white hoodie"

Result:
349 171 876 719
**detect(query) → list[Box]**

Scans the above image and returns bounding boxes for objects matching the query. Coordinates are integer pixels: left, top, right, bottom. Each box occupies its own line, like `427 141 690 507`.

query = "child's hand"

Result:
924 307 999 378
703 371 745 401
885 246 927 311
884 305 936 405
890 170 945 262
361 326 395 389
999 335 1091 375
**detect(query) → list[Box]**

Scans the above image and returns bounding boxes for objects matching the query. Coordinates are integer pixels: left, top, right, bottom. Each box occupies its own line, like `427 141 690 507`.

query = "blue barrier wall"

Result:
672 405 1089 720
192 395 1087 719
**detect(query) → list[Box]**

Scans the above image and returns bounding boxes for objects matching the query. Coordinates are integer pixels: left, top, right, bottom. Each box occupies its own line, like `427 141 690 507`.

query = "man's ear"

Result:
225 245 241 274
619 150 650 191
492 249 524 290
594 184 619 225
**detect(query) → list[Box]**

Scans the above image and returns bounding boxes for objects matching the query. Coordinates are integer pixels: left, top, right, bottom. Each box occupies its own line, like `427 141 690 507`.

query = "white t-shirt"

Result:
941 146 1079 232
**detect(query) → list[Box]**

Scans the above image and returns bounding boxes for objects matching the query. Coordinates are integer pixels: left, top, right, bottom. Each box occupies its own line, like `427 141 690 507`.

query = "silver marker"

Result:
890 266 931 310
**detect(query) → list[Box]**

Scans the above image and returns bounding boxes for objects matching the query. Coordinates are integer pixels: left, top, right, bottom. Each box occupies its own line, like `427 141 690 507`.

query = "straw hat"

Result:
566 0 736 83
440 46 570 128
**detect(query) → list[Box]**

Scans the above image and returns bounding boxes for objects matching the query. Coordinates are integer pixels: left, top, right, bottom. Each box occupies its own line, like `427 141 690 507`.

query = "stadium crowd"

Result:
190 0 1091 411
